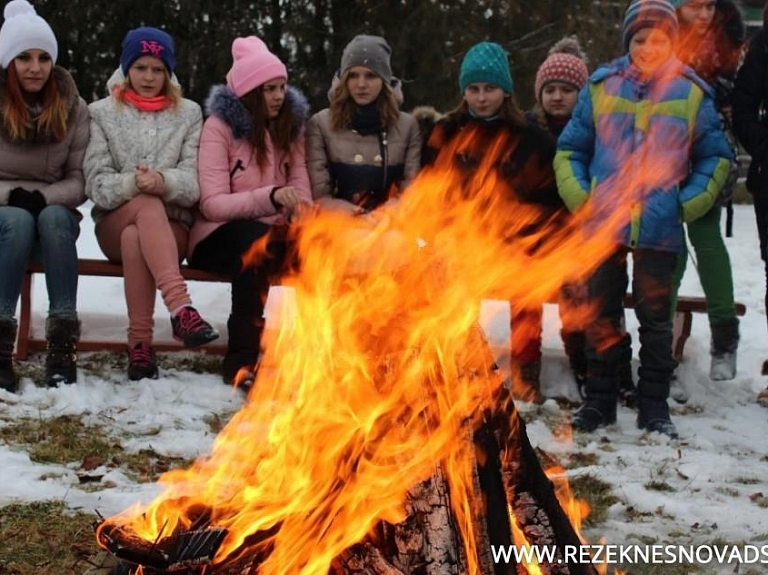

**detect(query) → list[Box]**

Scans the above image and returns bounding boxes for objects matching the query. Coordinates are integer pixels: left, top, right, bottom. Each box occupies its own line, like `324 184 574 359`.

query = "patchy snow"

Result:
0 202 766 573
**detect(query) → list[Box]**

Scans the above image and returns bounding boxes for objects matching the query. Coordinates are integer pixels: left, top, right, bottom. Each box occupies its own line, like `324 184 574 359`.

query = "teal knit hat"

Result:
459 41 513 94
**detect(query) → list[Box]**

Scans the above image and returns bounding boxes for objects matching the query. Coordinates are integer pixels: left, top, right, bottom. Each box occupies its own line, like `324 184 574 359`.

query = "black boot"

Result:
617 334 637 408
0 318 18 393
45 317 80 387
222 315 261 388
572 375 617 432
710 318 739 381
636 379 678 439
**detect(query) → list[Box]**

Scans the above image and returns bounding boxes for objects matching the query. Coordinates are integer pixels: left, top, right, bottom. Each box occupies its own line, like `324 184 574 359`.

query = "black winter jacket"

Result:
733 25 768 196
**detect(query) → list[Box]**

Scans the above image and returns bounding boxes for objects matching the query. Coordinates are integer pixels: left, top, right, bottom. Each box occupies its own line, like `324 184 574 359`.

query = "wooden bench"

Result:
666 296 746 360
16 259 230 359
15 260 747 362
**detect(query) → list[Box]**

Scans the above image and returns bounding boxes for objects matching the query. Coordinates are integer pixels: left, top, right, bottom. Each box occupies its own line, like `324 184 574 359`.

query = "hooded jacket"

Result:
732 14 768 197
555 55 732 253
188 84 311 258
84 68 202 226
0 66 89 208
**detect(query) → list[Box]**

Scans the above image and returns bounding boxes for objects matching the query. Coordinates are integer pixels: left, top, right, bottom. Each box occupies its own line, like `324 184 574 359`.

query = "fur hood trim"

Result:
205 84 310 142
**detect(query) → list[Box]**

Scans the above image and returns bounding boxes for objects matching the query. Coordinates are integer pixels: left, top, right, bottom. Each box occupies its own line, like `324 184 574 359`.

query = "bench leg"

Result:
672 310 692 362
16 273 33 360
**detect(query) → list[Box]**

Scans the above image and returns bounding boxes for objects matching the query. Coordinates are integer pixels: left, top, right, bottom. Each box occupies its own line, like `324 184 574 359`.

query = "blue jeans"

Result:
0 205 80 320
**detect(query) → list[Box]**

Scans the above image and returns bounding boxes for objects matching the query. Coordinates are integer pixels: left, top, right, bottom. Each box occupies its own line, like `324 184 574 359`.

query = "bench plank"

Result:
17 260 230 359
16 260 747 363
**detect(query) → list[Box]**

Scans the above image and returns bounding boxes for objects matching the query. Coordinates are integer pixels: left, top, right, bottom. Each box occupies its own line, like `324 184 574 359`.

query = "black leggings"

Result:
189 220 294 320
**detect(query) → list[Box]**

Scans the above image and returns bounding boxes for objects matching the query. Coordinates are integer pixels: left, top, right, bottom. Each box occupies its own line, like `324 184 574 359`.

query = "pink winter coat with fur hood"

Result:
188 84 311 258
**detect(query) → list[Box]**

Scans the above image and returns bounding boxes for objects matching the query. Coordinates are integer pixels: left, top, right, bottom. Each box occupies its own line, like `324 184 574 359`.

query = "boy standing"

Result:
555 0 732 438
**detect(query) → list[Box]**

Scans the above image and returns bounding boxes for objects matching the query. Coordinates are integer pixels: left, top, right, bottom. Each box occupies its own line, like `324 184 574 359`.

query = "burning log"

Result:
88 124 618 574
93 330 595 575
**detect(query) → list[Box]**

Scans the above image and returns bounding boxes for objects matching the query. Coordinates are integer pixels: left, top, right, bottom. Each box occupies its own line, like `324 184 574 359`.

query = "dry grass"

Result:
0 501 100 575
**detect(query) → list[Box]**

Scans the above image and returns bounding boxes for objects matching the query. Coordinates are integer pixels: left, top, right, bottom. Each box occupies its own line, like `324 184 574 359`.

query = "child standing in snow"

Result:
423 41 567 404
670 0 744 383
733 0 768 408
555 0 732 438
84 27 219 381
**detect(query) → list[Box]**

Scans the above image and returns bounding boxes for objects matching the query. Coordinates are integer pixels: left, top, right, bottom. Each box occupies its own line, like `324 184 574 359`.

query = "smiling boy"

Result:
554 0 733 439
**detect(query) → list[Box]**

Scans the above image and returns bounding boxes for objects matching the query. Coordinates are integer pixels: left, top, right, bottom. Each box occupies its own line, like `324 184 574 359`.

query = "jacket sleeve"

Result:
554 86 595 212
401 114 423 190
305 112 333 200
160 104 202 208
732 31 768 160
679 94 734 222
84 106 141 210
197 116 279 222
38 98 90 209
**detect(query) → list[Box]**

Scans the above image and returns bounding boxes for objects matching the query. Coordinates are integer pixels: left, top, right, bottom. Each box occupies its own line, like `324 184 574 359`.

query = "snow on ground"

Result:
0 202 766 573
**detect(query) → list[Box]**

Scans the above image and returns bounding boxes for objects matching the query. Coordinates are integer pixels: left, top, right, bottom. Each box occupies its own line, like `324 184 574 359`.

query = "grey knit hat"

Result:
622 0 679 51
340 35 392 84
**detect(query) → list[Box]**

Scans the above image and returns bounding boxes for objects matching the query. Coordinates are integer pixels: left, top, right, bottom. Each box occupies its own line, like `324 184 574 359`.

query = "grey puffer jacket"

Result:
306 108 421 211
0 66 89 209
84 69 202 226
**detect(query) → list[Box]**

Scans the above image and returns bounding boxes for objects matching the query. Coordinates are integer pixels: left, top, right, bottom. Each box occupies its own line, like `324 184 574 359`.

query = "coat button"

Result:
354 154 363 164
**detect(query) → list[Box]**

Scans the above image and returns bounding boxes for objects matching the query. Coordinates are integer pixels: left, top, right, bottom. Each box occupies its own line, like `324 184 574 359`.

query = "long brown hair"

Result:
329 69 400 132
448 93 528 128
241 83 296 170
2 62 69 141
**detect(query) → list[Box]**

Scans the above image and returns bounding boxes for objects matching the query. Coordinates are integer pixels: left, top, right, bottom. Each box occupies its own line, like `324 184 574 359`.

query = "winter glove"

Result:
8 187 46 217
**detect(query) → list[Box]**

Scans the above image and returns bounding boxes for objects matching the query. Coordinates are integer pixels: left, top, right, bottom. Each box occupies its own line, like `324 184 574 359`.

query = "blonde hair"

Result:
2 63 68 141
115 69 182 110
329 69 400 132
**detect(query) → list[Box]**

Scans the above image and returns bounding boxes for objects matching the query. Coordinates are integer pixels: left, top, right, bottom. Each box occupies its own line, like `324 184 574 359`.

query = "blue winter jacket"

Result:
554 55 733 253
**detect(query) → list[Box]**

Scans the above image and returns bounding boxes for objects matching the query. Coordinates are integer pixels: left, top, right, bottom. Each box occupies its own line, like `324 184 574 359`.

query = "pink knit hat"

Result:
534 52 588 102
533 37 589 103
225 36 287 97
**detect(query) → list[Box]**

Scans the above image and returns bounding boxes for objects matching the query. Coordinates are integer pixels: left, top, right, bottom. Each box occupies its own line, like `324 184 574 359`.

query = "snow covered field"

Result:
0 202 766 574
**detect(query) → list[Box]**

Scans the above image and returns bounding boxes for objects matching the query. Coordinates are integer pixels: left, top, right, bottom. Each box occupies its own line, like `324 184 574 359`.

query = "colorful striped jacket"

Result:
554 54 732 253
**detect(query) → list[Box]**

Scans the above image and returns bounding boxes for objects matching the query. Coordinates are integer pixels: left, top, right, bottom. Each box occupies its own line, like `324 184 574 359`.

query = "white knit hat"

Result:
0 0 58 69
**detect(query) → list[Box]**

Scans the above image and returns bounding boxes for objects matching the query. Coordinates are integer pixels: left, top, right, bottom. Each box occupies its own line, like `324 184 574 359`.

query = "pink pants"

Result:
95 195 191 346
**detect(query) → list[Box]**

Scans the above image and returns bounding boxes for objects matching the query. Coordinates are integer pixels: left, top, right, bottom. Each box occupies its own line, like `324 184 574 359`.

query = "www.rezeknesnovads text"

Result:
491 544 768 565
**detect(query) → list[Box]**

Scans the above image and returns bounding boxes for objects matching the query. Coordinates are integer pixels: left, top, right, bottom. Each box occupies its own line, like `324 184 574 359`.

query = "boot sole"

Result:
174 331 220 349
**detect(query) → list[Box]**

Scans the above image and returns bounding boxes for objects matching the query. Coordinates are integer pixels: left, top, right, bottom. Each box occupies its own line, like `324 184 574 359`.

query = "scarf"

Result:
115 86 173 112
351 103 382 135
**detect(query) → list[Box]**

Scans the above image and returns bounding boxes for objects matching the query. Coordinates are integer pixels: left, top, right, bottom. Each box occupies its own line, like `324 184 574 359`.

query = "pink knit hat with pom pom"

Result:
226 36 287 97
534 36 589 103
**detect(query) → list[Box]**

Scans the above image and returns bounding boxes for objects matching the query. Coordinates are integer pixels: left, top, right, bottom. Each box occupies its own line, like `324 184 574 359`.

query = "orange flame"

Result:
97 124 665 573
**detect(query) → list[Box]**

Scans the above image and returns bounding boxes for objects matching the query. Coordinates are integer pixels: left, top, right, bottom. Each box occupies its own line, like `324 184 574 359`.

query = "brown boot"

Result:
758 385 768 408
0 317 18 392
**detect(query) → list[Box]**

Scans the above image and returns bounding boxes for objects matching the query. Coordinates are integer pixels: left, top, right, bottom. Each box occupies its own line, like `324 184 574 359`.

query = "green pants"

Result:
671 206 735 325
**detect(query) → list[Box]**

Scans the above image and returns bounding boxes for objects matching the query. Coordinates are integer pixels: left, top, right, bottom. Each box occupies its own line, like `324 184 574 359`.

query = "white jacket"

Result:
84 69 202 226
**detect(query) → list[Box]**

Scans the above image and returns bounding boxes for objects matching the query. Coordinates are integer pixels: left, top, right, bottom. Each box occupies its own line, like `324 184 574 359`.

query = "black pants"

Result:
189 220 295 350
753 195 768 333
584 247 677 403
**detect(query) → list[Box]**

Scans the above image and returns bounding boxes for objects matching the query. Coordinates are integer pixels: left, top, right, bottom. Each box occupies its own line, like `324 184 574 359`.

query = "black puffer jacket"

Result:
733 21 768 196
